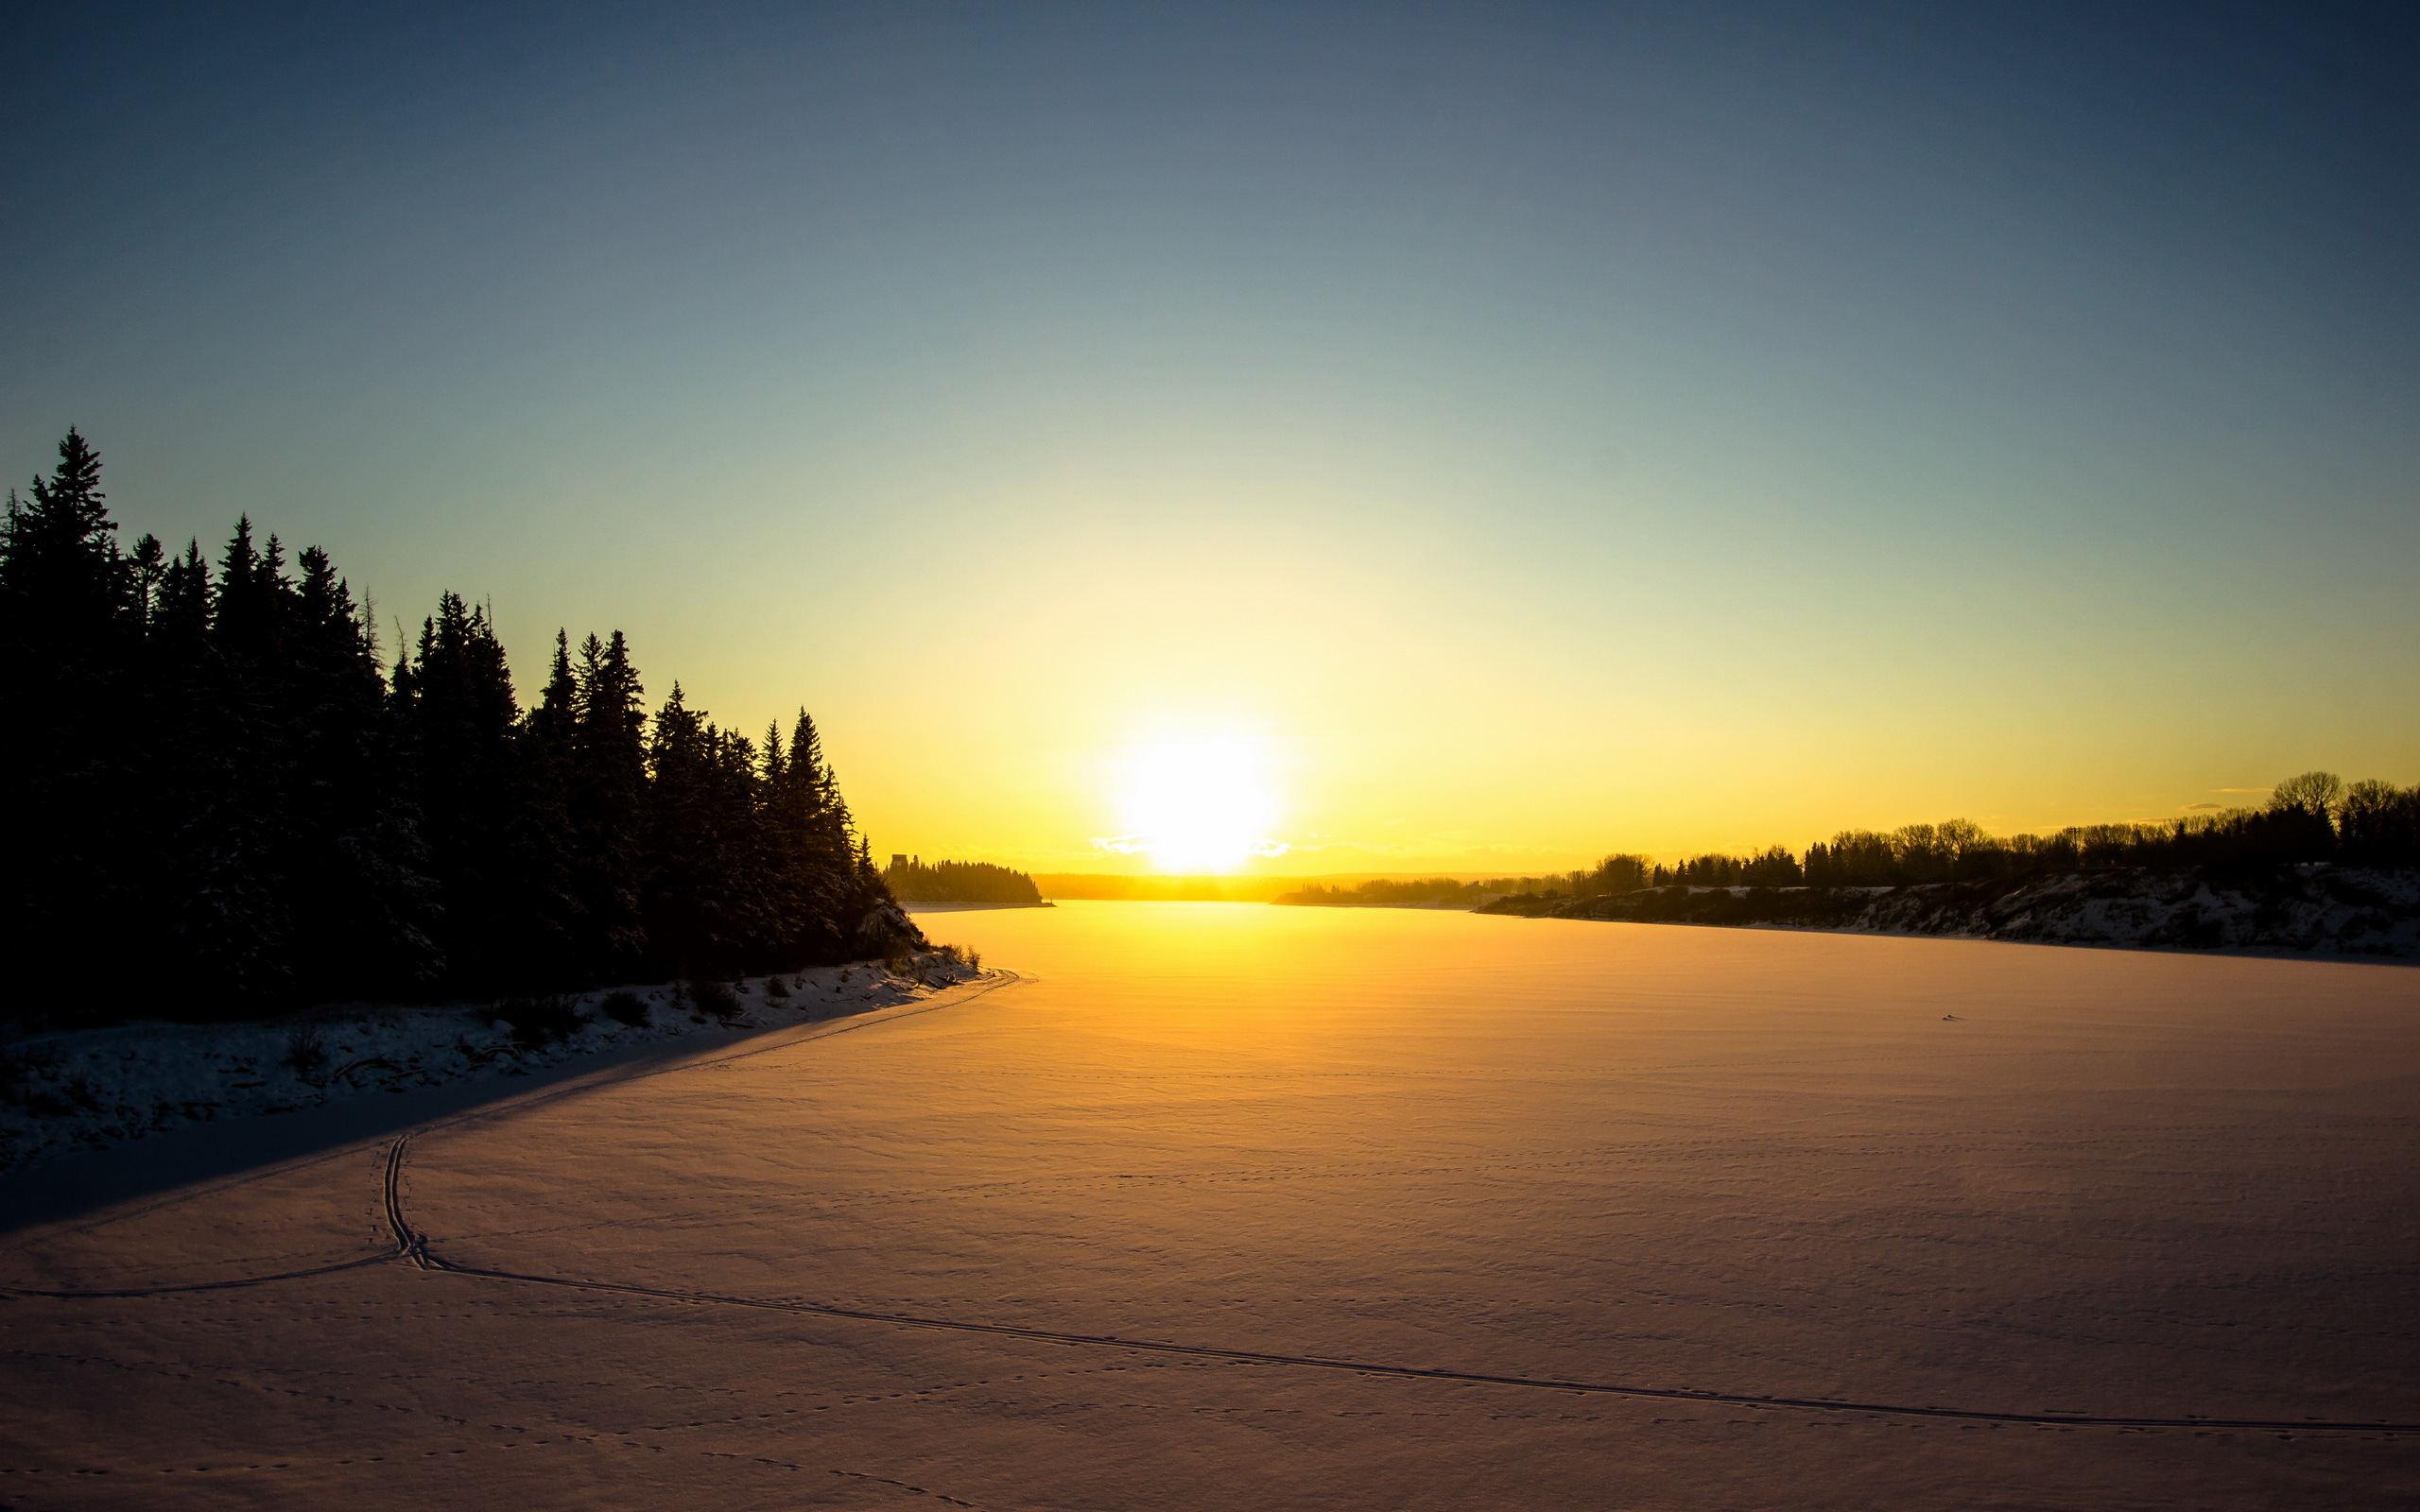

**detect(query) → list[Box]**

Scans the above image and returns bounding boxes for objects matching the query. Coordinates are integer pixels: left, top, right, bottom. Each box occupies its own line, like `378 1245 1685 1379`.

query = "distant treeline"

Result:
883 857 1044 905
1045 872 1506 902
1033 874 1298 901
0 431 913 1022
1500 773 2420 905
1276 871 1631 907
1279 774 2420 911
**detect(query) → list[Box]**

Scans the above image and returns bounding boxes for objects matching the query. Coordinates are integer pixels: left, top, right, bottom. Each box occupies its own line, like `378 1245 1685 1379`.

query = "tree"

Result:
2 428 908 1019
2337 781 2420 868
2269 771 2343 823
567 631 648 973
398 593 551 988
0 432 143 1014
0 428 122 643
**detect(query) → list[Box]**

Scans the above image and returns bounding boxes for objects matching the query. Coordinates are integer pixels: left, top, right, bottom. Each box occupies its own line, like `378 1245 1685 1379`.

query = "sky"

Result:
5 2 2415 874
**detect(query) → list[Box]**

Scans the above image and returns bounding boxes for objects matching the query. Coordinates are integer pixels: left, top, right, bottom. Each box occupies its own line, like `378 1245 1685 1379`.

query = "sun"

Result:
1100 735 1286 872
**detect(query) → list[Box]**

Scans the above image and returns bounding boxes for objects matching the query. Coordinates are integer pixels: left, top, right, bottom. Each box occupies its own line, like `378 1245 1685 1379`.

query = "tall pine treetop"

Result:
1 428 125 643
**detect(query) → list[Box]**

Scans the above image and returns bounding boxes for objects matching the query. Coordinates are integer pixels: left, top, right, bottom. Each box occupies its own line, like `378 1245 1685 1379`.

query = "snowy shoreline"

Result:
0 952 987 1175
1479 866 2420 959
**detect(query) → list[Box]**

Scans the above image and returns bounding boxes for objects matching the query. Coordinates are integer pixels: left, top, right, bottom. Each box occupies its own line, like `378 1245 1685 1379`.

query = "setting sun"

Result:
1097 736 1287 872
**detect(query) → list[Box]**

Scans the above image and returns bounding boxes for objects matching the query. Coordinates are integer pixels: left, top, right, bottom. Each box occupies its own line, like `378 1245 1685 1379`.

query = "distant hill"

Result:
884 857 1046 906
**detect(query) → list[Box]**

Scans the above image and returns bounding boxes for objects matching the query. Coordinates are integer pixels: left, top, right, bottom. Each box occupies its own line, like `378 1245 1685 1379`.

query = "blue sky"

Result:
7 3 2415 868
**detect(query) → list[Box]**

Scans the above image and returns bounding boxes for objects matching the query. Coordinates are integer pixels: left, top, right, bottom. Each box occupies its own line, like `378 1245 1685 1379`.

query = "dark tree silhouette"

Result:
0 431 910 1027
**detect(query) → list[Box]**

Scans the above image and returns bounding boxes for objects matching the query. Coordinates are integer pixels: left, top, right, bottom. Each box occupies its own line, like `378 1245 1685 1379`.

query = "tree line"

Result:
881 856 1044 905
0 431 911 1022
1507 771 2420 902
1276 863 1653 907
1282 773 2420 910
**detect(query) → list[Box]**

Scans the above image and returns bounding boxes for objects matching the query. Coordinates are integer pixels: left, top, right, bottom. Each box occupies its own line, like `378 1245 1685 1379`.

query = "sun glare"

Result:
1098 736 1286 872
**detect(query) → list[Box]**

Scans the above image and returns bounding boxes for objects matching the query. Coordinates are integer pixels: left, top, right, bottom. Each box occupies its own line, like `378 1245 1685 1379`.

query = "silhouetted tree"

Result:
0 430 134 1006
1 429 909 1025
2338 781 2420 867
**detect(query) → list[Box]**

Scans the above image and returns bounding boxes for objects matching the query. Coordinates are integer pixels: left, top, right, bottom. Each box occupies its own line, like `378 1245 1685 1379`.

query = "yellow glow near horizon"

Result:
1097 735 1288 872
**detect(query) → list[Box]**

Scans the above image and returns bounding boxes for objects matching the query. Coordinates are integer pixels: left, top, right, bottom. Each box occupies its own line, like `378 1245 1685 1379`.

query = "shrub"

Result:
599 990 649 1027
763 975 790 998
686 979 741 1022
284 1024 329 1077
496 995 587 1048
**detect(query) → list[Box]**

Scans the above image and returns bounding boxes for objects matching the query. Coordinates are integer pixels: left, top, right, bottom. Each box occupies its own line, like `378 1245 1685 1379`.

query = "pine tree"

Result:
281 546 440 998
155 518 311 1008
641 682 715 972
0 428 124 643
398 593 547 989
0 433 137 1014
5 427 915 1017
569 630 648 972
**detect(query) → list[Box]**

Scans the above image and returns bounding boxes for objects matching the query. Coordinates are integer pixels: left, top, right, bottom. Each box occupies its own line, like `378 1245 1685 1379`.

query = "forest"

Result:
1283 778 2420 911
0 432 911 1024
882 856 1046 905
1490 775 2420 907
1275 859 1668 907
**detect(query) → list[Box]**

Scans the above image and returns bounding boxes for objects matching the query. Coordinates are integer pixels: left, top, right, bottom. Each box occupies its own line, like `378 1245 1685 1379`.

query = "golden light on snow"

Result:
1094 734 1287 872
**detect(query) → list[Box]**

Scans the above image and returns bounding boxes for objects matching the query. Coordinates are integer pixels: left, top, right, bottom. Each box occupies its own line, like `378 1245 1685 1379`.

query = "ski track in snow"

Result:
5 967 2411 1442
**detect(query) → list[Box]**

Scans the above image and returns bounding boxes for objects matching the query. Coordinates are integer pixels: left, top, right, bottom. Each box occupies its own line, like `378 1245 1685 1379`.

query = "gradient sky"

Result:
6 3 2415 873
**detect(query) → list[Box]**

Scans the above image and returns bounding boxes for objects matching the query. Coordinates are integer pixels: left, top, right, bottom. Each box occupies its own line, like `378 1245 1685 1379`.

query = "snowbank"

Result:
0 953 988 1174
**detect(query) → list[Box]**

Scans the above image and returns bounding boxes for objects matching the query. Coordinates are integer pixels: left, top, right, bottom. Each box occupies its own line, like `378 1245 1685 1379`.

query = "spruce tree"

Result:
642 683 715 972
0 431 135 1014
570 630 648 972
399 593 544 988
281 546 439 998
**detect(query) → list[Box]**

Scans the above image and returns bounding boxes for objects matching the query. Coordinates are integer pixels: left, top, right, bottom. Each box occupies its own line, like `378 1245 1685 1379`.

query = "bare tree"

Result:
2268 770 2343 821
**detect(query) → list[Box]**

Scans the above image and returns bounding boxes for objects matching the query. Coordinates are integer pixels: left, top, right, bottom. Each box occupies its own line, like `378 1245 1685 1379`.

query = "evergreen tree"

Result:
281 546 439 998
0 430 134 1011
0 428 124 642
398 593 550 988
3 429 910 1021
569 630 648 972
641 683 717 971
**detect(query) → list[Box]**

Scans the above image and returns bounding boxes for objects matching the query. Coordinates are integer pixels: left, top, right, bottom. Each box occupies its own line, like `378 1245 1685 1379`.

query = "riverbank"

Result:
1478 865 2420 958
0 952 989 1174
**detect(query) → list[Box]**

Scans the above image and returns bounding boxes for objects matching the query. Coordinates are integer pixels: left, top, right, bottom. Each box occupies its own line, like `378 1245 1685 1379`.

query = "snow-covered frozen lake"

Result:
5 901 2417 1508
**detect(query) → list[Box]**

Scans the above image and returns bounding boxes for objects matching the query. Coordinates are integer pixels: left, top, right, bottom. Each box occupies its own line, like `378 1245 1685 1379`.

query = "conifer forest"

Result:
0 431 908 1023
881 856 1046 906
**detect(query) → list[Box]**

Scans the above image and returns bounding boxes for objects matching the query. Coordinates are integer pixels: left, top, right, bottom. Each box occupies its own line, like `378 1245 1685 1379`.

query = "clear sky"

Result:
6 3 2415 873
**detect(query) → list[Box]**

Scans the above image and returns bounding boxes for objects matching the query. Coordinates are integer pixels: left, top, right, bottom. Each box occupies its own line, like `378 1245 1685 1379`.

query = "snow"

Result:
3 904 2415 1509
0 954 986 1174
1854 865 2420 954
1518 868 2420 958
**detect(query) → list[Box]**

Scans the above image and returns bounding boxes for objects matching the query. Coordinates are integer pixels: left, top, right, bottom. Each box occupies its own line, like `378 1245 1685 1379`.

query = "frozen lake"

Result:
5 902 2417 1508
